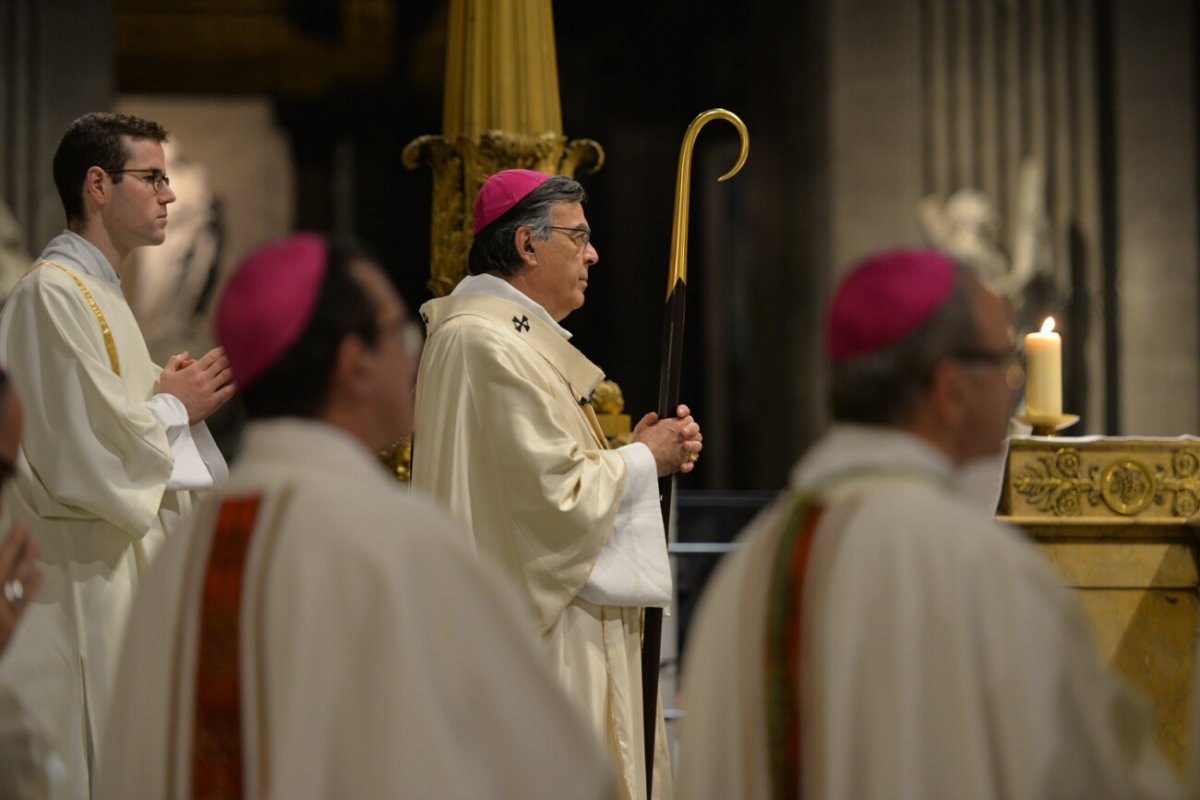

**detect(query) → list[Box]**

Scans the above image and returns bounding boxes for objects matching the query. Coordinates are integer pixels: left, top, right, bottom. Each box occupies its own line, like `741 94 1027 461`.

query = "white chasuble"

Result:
0 231 224 800
96 419 615 800
675 425 1182 800
414 288 672 800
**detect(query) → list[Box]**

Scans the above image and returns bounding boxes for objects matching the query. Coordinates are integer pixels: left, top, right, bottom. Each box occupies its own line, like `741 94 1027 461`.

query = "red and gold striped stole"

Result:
192 496 263 799
765 494 824 800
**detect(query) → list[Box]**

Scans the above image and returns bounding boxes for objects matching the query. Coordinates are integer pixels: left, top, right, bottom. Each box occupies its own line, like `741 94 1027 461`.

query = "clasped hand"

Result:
157 346 236 425
632 403 704 477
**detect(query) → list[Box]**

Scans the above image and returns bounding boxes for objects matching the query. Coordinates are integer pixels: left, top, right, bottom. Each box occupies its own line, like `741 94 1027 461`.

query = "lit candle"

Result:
1024 317 1062 417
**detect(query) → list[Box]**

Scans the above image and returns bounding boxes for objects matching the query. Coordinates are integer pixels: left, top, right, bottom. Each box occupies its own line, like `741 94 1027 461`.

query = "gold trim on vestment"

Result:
28 261 121 375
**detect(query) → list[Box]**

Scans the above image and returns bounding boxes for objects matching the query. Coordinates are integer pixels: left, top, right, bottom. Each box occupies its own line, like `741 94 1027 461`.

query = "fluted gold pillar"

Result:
403 0 604 296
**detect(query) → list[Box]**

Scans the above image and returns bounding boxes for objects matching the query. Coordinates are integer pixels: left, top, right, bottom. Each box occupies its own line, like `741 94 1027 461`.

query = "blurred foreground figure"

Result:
676 249 1181 800
0 369 63 799
97 235 615 800
0 370 39 659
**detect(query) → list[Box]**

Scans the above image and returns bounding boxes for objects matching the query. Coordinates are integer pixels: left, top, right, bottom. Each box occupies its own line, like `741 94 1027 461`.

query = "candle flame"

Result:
1040 317 1056 334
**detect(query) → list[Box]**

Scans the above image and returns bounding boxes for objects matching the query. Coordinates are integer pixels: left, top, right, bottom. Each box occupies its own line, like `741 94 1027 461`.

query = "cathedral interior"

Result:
3 0 1200 772
4 0 1193 491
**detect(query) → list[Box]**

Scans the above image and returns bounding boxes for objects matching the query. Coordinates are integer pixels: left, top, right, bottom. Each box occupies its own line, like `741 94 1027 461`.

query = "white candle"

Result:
1025 317 1062 417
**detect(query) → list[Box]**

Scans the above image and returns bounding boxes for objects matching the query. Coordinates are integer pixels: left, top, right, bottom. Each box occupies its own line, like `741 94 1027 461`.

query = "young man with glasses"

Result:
414 169 704 800
0 112 232 799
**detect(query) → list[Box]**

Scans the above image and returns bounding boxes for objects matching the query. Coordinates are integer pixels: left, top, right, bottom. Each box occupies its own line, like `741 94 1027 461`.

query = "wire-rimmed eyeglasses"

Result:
546 226 592 248
108 168 170 193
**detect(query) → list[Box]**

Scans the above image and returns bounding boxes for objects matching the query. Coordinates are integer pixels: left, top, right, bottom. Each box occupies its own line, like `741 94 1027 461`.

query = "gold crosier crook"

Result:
644 108 749 800
664 109 750 298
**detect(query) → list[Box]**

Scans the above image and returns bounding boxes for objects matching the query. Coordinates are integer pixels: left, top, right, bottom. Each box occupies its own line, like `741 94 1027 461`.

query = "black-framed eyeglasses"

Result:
546 226 592 248
107 168 170 193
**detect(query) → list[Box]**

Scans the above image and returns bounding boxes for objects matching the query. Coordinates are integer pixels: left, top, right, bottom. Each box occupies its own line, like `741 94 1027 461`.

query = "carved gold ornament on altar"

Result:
1009 444 1200 520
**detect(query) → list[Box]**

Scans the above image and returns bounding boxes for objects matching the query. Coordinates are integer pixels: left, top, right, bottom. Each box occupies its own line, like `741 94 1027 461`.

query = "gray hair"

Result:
830 262 981 425
467 176 587 277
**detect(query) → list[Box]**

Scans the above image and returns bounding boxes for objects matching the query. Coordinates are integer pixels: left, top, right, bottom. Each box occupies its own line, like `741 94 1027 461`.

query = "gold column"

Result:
403 0 604 296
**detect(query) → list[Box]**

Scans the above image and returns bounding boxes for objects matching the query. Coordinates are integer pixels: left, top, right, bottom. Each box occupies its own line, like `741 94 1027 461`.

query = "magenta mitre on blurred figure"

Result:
825 248 957 360
215 233 328 389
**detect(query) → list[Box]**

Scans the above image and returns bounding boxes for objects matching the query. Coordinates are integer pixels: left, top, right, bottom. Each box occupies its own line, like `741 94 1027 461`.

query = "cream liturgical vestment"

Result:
96 419 615 800
0 678 65 798
0 231 226 800
676 425 1182 800
413 276 673 800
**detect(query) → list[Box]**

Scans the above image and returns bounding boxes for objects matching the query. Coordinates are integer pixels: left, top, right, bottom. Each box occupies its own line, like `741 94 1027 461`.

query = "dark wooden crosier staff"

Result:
643 108 748 799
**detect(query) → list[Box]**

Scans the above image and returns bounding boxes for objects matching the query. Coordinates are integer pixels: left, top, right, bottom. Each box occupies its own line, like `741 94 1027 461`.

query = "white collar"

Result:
37 230 121 287
239 418 387 481
790 424 956 492
451 273 573 340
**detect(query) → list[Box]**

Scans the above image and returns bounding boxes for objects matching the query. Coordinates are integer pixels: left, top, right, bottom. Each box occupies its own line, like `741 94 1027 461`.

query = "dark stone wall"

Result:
1 0 115 250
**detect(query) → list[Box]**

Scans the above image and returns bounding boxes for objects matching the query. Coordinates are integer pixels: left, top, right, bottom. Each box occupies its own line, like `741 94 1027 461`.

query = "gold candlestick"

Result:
1015 413 1080 437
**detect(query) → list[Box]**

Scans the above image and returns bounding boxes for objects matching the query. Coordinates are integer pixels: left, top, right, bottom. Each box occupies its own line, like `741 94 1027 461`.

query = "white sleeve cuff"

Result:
145 394 228 491
577 442 673 608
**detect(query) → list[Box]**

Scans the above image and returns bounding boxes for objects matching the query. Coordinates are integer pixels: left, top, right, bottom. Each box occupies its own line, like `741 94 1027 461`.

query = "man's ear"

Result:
514 226 538 268
82 167 109 210
927 358 969 428
331 335 370 399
